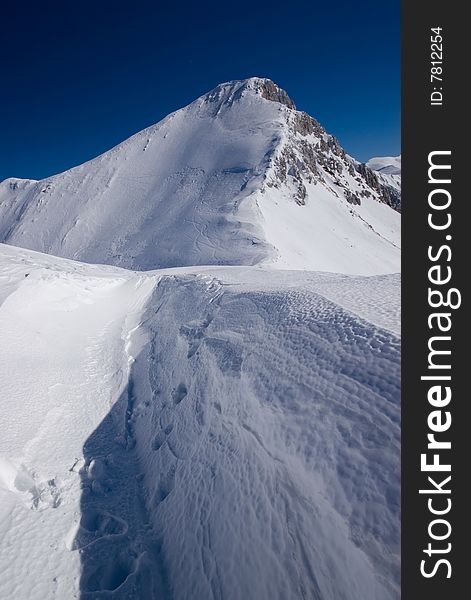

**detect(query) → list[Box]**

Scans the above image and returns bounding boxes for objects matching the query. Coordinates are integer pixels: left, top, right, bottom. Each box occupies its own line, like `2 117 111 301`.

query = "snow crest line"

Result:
87 271 400 600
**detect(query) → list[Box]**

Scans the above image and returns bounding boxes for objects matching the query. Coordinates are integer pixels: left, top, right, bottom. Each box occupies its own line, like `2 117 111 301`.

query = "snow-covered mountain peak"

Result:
0 79 401 274
198 77 297 112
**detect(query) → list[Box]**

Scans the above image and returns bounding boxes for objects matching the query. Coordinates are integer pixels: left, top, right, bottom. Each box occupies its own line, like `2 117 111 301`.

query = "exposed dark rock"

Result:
293 112 324 136
257 79 297 110
357 163 379 189
247 78 401 213
344 190 361 206
357 163 401 211
379 185 401 212
295 182 307 205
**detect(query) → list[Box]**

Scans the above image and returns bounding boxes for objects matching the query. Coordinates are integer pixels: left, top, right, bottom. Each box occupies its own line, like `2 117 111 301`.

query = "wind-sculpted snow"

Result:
0 246 399 599
126 274 400 600
0 78 400 275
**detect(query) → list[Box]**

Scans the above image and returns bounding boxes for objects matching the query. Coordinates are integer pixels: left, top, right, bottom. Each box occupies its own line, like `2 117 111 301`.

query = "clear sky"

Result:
1 0 400 181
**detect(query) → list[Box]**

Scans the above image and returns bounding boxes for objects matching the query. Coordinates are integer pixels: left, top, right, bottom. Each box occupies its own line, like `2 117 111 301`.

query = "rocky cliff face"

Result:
245 80 401 211
201 78 401 212
257 78 297 109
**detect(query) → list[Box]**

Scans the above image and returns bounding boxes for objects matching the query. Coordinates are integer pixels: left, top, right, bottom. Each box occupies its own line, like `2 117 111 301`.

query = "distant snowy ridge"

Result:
366 155 401 201
0 78 400 275
367 155 401 176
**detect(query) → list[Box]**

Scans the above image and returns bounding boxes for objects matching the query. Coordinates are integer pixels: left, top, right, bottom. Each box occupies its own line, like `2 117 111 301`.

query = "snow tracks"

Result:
0 245 400 599
110 271 400 600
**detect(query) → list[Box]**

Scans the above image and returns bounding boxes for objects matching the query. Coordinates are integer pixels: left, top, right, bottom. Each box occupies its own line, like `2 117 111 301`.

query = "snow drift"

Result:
0 244 400 599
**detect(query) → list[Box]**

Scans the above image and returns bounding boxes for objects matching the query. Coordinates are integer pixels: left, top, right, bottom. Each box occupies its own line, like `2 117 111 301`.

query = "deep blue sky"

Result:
1 0 400 181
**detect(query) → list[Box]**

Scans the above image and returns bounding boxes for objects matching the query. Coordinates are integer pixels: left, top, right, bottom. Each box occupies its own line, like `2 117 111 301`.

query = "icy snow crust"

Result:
0 78 400 275
0 244 400 599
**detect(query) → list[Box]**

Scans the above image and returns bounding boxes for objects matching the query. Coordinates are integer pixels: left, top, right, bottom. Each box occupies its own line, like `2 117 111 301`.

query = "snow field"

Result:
126 273 400 599
0 244 400 599
0 245 155 598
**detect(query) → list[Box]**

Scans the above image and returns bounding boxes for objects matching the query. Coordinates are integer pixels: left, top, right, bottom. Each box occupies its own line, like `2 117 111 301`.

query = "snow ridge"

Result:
0 245 400 599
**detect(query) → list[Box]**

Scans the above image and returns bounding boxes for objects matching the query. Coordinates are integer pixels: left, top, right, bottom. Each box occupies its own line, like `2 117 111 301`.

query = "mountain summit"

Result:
0 78 400 274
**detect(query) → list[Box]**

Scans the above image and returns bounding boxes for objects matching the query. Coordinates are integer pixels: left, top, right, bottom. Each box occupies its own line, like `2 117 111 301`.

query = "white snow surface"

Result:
366 156 401 195
366 156 401 176
0 243 400 599
0 78 400 275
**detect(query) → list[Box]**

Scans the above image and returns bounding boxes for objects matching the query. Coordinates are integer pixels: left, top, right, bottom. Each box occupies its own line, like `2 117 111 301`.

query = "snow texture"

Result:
0 244 400 599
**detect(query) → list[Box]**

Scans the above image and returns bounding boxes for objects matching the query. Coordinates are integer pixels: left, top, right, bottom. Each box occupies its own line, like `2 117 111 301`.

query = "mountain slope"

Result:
0 78 400 275
0 244 400 600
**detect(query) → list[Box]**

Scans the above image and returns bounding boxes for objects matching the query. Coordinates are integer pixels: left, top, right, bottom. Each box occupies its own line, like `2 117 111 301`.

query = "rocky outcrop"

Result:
293 112 324 137
261 95 401 213
356 163 401 212
257 79 297 110
201 77 400 213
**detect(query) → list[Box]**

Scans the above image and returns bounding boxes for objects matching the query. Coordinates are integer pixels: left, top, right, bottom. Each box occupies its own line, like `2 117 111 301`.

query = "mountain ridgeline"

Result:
0 78 401 274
